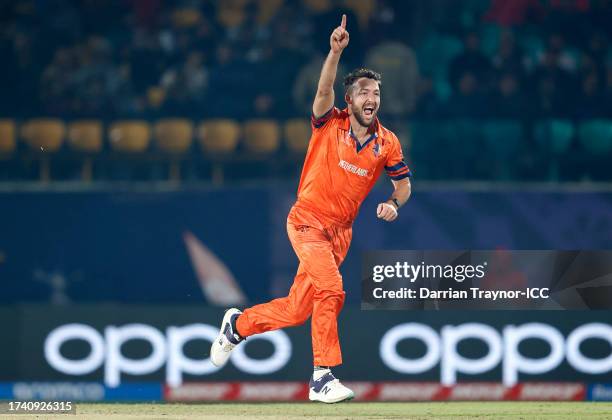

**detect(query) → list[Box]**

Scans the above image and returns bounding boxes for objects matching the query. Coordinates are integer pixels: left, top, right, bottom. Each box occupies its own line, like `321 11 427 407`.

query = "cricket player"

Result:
211 15 412 403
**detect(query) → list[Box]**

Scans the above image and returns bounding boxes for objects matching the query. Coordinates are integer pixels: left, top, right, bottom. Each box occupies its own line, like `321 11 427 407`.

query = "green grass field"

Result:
9 402 610 419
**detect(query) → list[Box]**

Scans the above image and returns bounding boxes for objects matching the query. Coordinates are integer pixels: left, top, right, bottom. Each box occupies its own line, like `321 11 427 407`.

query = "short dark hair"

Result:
343 68 382 95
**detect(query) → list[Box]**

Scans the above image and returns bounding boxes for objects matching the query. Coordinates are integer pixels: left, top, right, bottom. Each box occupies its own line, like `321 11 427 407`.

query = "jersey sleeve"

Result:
385 136 412 180
311 107 338 130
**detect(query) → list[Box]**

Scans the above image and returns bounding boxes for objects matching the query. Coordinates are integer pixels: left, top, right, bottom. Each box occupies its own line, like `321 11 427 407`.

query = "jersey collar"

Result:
342 108 382 153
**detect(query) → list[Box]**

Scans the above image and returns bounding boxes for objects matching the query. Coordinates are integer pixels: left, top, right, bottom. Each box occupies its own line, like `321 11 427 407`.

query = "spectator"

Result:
449 31 493 93
292 54 346 116
489 72 527 119
413 75 442 119
492 30 525 78
575 71 607 119
365 40 420 118
443 71 489 118
529 47 576 118
206 43 255 119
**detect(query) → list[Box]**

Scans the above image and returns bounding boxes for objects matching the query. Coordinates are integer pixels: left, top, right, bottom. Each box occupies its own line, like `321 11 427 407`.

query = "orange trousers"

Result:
236 204 352 367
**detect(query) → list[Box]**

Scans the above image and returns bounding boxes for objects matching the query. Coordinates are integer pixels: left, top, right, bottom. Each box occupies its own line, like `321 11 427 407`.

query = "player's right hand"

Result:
330 14 349 54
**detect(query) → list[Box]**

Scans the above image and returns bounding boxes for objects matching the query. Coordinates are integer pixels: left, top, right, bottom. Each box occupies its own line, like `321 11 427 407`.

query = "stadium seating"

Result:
197 120 240 154
534 120 574 154
21 118 65 152
408 121 438 179
154 119 193 154
198 119 241 184
20 118 66 181
243 120 281 154
0 119 16 154
108 121 151 152
482 120 522 157
154 119 194 181
578 120 612 154
284 119 311 154
1 117 609 183
67 120 103 181
68 120 103 153
482 120 523 179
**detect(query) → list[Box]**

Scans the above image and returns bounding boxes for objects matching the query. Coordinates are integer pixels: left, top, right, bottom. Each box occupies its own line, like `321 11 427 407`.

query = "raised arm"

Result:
312 14 350 118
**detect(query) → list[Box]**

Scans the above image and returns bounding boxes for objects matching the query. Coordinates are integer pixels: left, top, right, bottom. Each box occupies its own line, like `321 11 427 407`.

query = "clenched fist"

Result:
330 14 350 53
377 202 398 222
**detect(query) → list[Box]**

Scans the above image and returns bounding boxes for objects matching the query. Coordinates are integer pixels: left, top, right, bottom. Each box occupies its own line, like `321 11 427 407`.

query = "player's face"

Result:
347 78 381 127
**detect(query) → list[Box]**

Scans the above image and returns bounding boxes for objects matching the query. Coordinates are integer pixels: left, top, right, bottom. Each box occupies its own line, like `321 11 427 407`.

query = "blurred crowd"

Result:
0 0 610 121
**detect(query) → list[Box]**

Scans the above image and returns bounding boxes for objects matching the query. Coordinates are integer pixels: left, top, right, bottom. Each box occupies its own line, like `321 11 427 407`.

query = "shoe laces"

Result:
222 340 236 352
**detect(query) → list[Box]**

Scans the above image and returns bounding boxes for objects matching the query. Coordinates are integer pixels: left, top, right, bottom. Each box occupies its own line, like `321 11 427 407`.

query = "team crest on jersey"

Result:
372 142 381 157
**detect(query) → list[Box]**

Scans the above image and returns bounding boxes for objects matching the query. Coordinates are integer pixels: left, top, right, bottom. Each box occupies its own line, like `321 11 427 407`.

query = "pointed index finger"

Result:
341 14 346 29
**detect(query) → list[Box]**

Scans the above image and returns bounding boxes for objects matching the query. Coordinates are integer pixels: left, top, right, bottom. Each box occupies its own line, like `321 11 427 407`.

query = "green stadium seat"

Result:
482 120 522 158
410 120 458 179
417 33 463 80
578 120 612 154
534 120 574 155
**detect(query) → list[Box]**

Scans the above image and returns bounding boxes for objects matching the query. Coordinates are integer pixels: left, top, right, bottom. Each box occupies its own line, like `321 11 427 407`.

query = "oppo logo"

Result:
380 322 612 386
44 323 291 387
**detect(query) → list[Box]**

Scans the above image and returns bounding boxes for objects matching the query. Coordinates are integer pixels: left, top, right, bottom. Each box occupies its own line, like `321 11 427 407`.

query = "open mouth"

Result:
363 106 375 117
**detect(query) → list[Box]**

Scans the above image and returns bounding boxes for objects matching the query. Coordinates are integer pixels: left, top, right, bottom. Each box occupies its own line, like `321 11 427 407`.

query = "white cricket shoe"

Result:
308 370 354 403
210 308 244 367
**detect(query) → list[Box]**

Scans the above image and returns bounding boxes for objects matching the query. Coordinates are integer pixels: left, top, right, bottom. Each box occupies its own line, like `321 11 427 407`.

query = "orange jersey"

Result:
293 107 411 226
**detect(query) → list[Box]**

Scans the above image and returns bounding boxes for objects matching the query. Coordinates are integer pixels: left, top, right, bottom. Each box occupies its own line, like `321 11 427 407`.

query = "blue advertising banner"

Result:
1 187 611 304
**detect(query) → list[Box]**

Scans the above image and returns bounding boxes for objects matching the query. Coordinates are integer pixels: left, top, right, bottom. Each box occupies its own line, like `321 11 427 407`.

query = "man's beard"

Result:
351 104 375 127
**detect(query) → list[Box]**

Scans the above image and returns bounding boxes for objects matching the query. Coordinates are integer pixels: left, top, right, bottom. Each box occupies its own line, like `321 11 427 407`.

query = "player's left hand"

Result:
377 202 398 222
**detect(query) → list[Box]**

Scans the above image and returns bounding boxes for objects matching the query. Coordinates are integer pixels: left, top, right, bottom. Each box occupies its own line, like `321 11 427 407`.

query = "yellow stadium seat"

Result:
108 121 150 152
67 120 103 152
198 119 241 185
21 118 65 152
198 120 240 154
20 118 66 181
243 120 280 154
0 119 16 154
67 120 103 181
154 119 194 181
154 119 193 153
284 119 311 154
